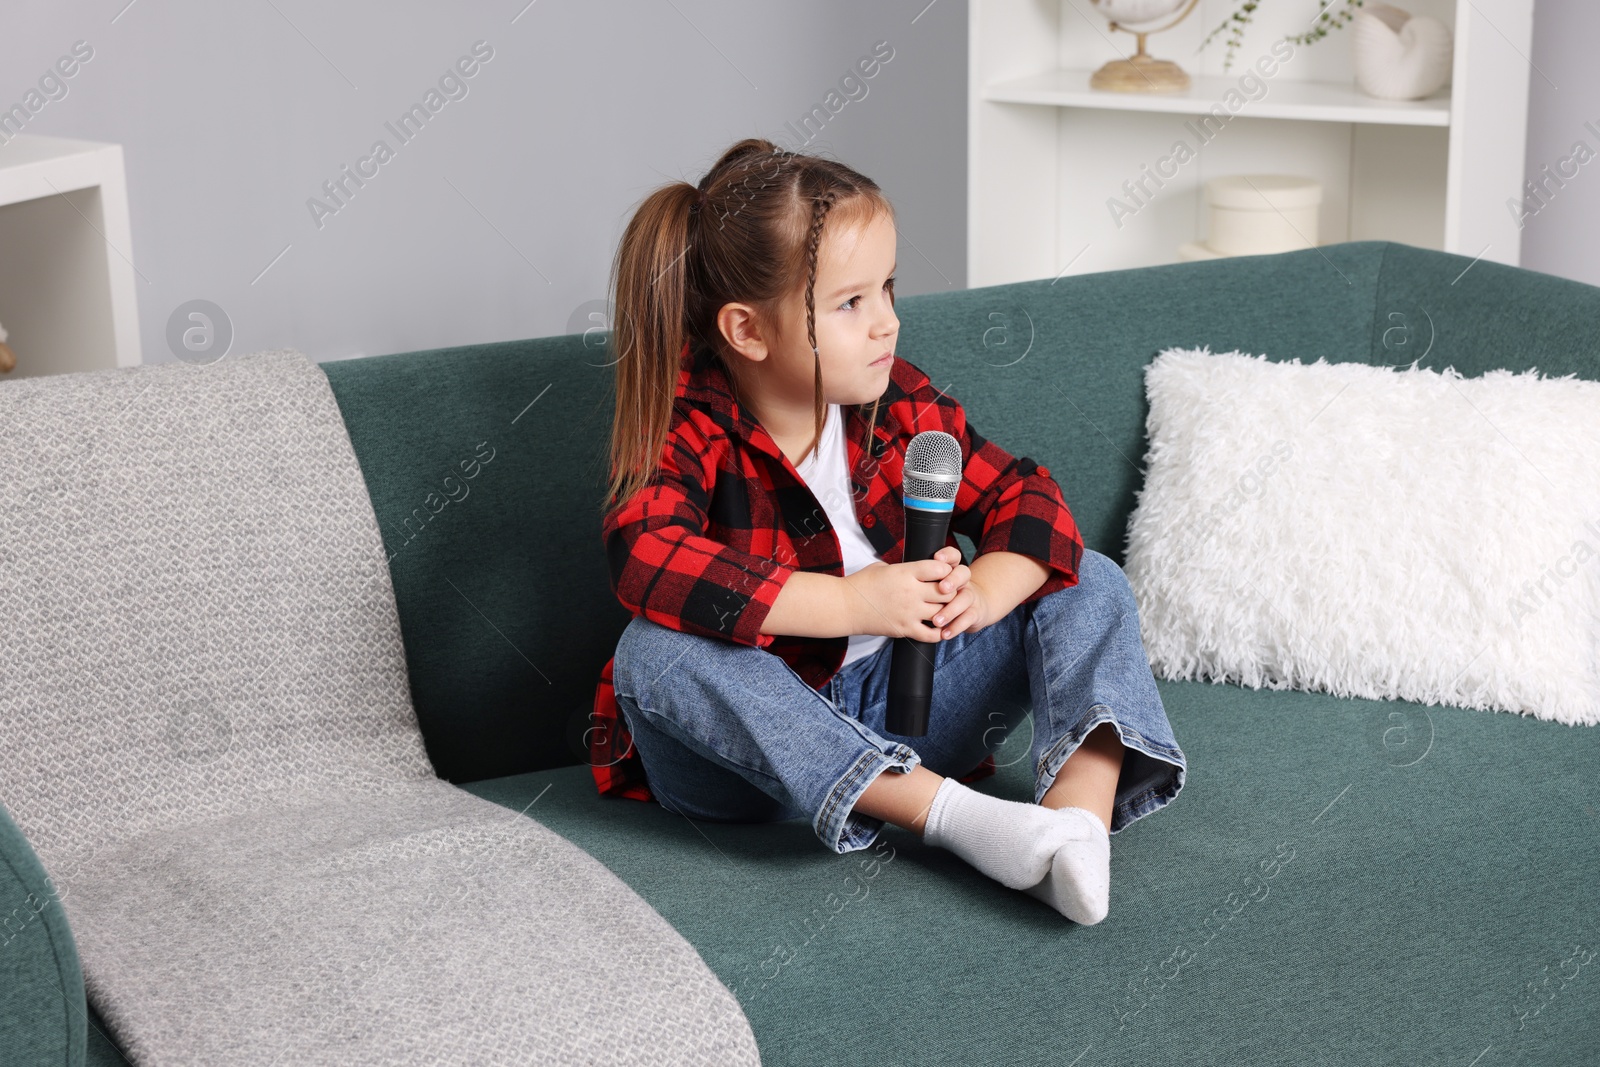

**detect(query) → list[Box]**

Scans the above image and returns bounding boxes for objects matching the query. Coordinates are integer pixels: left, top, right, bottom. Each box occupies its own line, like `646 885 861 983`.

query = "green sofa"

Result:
6 240 1597 1065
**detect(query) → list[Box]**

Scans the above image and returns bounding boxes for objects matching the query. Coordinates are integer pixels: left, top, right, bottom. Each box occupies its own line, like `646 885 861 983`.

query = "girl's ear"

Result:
717 302 777 367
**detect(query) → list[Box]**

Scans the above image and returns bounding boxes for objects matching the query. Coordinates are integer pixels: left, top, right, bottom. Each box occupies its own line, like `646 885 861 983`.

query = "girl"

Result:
589 138 1185 925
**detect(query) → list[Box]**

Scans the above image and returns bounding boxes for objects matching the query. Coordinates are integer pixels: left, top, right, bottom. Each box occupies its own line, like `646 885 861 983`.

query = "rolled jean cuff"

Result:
815 741 922 855
1033 704 1187 833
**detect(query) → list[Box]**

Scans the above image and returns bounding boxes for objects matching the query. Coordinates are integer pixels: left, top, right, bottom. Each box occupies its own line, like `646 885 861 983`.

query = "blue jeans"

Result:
610 548 1186 855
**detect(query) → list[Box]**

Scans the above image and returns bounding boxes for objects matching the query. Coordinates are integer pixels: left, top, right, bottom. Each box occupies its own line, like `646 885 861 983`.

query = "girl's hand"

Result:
842 545 976 642
926 545 992 639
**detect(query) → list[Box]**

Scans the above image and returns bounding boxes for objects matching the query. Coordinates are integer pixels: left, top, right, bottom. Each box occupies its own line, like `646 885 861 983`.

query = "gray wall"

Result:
8 0 1597 368
1 0 967 366
1520 0 1600 288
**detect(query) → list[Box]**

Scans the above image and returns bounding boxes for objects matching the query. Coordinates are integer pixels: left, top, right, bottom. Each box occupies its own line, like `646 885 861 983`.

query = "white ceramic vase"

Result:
1350 4 1453 101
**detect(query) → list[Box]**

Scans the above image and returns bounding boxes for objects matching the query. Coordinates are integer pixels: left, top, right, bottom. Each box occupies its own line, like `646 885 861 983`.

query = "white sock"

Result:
920 777 1074 890
1024 805 1111 925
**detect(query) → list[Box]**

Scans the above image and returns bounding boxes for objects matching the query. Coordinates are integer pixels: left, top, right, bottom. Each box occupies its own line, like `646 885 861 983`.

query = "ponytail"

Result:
603 182 699 511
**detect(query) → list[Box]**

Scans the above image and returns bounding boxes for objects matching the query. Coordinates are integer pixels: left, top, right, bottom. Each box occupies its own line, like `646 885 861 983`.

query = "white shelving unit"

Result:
968 0 1536 287
0 134 141 379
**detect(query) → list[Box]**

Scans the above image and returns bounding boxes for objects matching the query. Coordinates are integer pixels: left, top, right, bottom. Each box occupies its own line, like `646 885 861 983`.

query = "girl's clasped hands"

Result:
843 545 993 642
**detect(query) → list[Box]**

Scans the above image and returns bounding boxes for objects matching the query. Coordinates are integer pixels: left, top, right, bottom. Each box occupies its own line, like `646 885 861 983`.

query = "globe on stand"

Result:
1089 0 1203 94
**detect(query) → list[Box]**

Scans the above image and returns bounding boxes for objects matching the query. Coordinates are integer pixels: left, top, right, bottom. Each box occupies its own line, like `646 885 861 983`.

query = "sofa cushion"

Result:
322 339 626 785
458 676 1600 1065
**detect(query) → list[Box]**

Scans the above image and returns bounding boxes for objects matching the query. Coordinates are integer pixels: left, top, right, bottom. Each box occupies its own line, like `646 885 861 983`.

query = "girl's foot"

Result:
921 776 1077 890
1024 806 1110 924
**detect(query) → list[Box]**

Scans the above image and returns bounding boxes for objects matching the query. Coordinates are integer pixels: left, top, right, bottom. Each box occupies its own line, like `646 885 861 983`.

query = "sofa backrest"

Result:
322 240 1600 783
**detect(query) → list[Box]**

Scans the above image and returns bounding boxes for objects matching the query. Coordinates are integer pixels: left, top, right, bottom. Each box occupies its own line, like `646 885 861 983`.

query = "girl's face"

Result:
770 208 900 408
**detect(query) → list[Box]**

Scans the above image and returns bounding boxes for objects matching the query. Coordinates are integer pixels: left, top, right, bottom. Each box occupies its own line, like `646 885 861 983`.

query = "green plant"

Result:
1199 0 1367 72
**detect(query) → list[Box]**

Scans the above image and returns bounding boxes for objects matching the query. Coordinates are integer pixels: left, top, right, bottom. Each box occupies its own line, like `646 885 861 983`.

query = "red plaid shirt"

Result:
589 339 1084 802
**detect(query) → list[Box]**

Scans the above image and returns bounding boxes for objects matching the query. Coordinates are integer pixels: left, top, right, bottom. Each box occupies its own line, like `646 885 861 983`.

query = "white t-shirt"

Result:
793 403 891 668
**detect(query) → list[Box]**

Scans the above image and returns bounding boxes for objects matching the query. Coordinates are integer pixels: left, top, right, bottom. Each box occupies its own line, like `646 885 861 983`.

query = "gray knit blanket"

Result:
0 349 759 1066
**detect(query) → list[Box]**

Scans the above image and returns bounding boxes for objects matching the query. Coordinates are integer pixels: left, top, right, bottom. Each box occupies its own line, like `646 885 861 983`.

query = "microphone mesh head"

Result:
903 430 962 502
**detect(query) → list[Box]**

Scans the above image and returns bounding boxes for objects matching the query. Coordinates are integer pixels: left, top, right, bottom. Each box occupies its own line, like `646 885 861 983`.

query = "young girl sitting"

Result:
589 138 1186 926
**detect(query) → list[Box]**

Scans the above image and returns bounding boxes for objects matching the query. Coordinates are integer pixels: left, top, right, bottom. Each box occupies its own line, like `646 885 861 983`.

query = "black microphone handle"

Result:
886 506 953 736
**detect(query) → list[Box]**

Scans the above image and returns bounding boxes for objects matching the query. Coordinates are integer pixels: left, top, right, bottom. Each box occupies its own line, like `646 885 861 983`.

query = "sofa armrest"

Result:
0 802 85 1065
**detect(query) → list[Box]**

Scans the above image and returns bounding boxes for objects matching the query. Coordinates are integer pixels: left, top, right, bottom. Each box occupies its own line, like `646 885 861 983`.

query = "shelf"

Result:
0 135 115 204
983 69 1451 127
968 0 1532 287
0 134 142 378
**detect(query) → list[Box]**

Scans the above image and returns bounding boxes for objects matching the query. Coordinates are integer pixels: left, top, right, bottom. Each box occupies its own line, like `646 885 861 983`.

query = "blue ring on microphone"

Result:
903 494 954 512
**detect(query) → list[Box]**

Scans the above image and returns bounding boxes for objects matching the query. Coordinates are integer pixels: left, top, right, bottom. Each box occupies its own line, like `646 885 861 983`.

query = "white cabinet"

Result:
0 134 141 378
968 0 1535 286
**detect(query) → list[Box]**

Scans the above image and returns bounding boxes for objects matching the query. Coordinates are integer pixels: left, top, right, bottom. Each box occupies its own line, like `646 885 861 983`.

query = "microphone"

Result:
886 429 963 736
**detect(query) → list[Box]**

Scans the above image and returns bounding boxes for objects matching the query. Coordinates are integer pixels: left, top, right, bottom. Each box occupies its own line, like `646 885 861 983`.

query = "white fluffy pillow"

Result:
1123 347 1600 726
